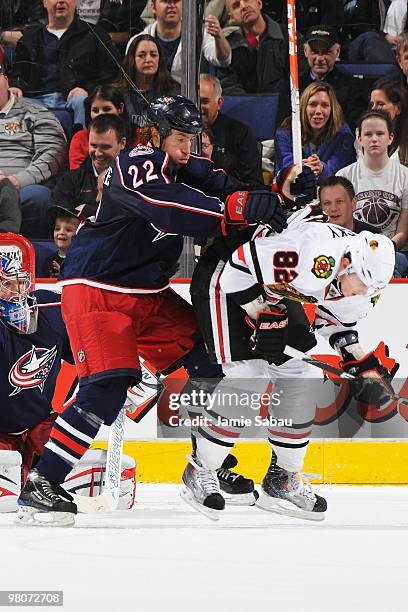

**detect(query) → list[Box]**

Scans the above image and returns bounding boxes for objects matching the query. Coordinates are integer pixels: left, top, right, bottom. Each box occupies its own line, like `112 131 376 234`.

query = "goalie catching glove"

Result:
342 349 399 406
248 304 288 361
224 189 287 234
273 165 317 209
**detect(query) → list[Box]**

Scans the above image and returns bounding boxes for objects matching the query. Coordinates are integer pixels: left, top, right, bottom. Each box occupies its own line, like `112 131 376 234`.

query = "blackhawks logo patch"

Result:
312 255 335 279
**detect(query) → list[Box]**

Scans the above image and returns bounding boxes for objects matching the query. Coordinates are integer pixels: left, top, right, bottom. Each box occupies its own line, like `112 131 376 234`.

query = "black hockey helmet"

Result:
148 95 202 139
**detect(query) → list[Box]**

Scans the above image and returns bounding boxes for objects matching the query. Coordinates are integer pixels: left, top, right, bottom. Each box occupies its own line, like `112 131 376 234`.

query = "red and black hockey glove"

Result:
273 165 317 209
342 349 399 406
248 305 288 362
224 190 287 234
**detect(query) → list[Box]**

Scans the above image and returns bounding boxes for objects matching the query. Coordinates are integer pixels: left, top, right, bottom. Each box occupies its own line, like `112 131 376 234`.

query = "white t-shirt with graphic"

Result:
336 157 408 244
76 0 102 24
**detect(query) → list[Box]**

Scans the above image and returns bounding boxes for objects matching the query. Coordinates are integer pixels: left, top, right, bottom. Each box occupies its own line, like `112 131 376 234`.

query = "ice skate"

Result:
180 455 225 521
255 452 327 521
15 469 77 527
217 454 259 506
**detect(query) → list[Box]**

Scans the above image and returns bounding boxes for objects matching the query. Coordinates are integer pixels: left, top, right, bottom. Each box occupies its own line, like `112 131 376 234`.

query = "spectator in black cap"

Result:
300 26 367 131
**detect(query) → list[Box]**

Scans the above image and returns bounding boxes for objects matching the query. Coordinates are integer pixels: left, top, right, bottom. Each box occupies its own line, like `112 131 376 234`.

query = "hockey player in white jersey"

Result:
181 207 397 520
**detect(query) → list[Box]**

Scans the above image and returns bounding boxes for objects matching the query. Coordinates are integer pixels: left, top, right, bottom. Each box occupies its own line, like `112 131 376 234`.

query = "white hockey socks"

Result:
195 437 231 471
272 443 309 474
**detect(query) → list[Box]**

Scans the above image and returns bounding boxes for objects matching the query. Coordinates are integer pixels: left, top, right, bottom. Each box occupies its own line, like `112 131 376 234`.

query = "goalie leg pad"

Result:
62 449 136 510
0 450 22 512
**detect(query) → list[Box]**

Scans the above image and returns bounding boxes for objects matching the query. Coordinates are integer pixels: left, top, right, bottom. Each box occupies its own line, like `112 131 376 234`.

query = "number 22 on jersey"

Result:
128 161 159 189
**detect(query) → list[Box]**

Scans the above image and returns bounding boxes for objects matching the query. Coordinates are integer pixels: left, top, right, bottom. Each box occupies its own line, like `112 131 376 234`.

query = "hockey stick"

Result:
71 406 126 513
287 0 302 171
284 345 408 406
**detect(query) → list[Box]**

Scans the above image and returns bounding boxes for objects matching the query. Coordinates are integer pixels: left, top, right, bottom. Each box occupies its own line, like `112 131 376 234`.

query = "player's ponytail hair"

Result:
137 122 160 146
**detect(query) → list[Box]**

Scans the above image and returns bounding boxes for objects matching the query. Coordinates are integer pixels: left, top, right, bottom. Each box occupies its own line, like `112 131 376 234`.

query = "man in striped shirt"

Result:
0 64 67 238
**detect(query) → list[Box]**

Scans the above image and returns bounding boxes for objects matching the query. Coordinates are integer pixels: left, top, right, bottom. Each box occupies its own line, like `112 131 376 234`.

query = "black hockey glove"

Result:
342 350 399 407
224 190 287 234
273 165 317 209
248 305 288 361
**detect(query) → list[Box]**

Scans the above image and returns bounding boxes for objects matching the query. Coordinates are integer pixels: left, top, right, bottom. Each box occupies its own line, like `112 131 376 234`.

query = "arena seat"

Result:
221 94 279 140
32 240 55 278
50 108 75 142
335 63 400 80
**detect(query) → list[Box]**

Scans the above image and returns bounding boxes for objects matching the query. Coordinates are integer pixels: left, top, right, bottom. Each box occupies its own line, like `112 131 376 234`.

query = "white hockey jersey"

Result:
220 216 381 342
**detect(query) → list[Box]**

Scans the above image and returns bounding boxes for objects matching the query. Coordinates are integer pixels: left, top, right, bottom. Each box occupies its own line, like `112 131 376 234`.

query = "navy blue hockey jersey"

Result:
0 291 74 434
59 146 235 292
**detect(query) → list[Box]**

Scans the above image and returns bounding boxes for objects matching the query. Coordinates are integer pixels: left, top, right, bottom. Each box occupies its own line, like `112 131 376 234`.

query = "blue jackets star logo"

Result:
8 345 58 397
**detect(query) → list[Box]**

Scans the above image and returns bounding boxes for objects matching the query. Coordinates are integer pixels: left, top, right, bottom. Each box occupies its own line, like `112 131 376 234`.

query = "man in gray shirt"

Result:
0 64 67 238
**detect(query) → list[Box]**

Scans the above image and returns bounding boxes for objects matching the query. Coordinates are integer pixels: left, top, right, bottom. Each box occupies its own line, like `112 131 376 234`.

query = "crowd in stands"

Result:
0 0 407 276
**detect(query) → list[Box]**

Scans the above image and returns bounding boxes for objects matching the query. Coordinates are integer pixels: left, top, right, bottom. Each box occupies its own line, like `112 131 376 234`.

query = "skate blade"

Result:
222 490 259 506
15 505 75 527
180 486 222 522
255 493 325 522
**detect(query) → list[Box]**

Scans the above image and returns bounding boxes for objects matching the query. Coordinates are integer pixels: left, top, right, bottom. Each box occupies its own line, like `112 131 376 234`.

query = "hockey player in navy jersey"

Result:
16 95 291 526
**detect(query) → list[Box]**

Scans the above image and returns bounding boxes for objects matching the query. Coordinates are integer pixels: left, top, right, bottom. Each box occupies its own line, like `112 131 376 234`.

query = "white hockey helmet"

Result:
342 231 395 293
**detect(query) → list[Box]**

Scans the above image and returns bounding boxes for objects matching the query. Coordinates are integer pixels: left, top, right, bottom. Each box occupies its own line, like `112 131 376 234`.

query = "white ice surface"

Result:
1 484 407 612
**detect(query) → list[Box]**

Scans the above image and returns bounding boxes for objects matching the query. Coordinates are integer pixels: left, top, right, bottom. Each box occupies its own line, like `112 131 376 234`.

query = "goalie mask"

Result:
0 234 37 334
339 231 395 295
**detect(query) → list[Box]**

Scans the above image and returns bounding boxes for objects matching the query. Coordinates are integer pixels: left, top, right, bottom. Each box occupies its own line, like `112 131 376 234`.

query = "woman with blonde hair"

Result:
274 81 355 184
